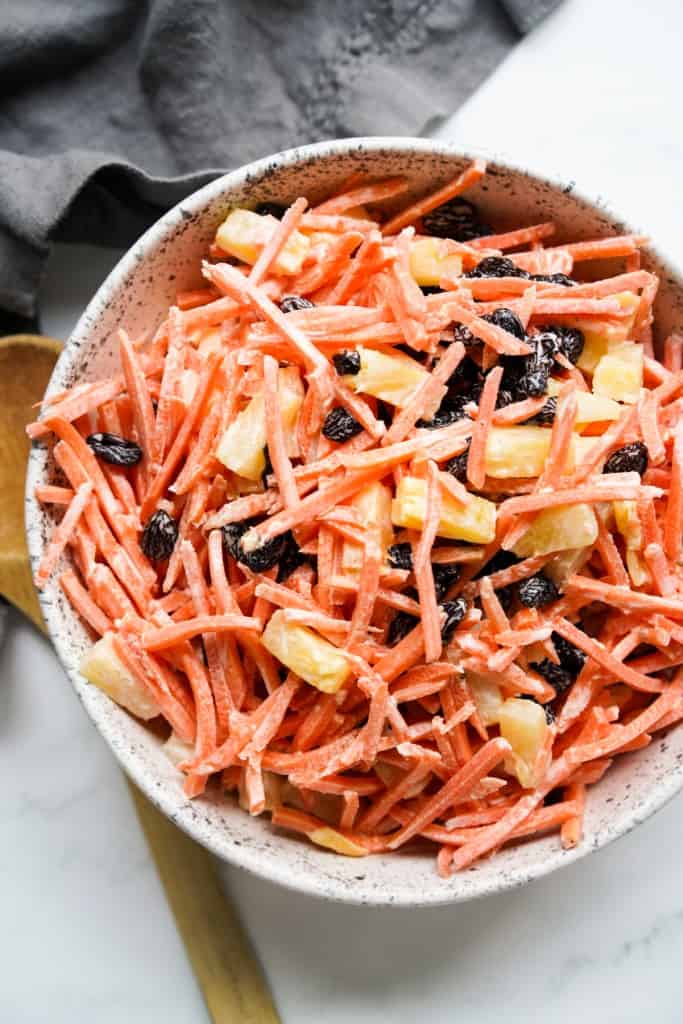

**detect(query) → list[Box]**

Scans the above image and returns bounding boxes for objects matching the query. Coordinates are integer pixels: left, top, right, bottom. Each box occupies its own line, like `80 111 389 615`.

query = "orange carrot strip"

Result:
348 540 383 650
326 230 385 305
413 461 443 663
665 420 683 562
548 235 649 261
442 301 531 356
470 222 556 250
315 177 408 215
560 782 585 849
154 305 186 458
467 365 502 490
565 575 683 619
118 328 159 466
250 196 308 285
384 341 465 446
59 570 111 636
142 613 261 652
387 737 510 849
112 633 195 743
35 485 75 505
34 481 94 588
552 617 666 693
382 159 487 236
262 354 299 508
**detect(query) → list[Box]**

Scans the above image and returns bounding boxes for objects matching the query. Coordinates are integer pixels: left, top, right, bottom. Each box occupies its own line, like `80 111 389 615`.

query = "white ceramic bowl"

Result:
26 138 683 906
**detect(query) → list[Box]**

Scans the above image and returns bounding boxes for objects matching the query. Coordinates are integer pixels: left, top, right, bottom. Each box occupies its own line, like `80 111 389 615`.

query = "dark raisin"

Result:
452 323 478 347
495 388 516 409
481 307 526 340
433 563 461 600
238 530 295 573
422 199 490 241
497 584 515 614
440 598 468 643
261 446 273 488
465 256 529 280
388 610 418 646
519 695 556 723
603 441 648 477
140 509 178 561
445 445 470 482
551 631 586 675
530 273 576 287
553 325 584 365
279 295 315 314
446 354 483 391
420 286 443 295
395 343 429 363
517 367 549 398
255 202 286 219
545 787 565 806
387 542 413 571
476 549 519 579
516 573 560 608
332 350 361 375
86 432 142 467
526 396 557 425
221 521 249 560
322 407 363 442
417 399 469 429
530 659 574 695
276 534 303 582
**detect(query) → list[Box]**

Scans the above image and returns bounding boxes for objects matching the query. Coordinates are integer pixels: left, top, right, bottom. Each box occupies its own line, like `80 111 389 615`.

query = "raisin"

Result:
433 563 461 599
465 256 529 280
530 273 576 287
396 343 429 363
261 445 273 488
545 787 565 806
603 441 648 476
475 550 518 612
420 285 443 295
279 295 314 314
482 307 526 340
497 584 515 614
526 396 557 425
332 350 361 375
500 334 553 401
516 573 560 608
255 202 286 219
422 198 490 241
388 610 418 646
276 534 303 582
417 399 469 429
140 509 178 560
387 542 413 571
322 407 363 442
86 432 142 467
517 368 549 398
223 523 295 573
452 323 478 347
440 598 468 643
552 325 584 365
445 445 470 483
495 388 516 409
446 354 483 391
551 631 586 675
530 659 574 695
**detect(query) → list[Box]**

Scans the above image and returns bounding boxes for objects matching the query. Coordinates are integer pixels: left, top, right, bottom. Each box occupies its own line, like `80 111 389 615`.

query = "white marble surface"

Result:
3 0 683 1019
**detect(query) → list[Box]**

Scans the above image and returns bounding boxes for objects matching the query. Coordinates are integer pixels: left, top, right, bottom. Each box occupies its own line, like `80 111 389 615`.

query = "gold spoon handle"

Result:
1 334 279 1024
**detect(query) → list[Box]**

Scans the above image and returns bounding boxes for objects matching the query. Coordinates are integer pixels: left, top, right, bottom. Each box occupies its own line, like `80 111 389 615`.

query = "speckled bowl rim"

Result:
26 136 683 907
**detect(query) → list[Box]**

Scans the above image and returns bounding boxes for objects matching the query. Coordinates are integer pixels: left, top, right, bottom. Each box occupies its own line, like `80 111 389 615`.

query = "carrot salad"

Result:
29 162 683 875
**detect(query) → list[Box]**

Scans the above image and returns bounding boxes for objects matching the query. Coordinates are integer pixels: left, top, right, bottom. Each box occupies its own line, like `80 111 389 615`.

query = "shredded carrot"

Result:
382 159 487 236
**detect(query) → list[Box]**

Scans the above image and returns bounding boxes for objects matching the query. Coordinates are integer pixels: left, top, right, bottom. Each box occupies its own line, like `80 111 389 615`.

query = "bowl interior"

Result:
26 139 683 906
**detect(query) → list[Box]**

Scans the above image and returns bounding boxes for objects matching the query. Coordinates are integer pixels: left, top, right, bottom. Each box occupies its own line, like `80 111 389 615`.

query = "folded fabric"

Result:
0 0 561 330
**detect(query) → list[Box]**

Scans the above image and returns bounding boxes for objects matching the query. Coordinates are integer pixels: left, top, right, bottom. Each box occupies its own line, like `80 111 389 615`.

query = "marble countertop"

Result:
3 0 683 1019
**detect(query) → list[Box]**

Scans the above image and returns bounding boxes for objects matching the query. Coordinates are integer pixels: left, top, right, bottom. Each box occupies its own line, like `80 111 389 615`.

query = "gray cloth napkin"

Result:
0 0 560 331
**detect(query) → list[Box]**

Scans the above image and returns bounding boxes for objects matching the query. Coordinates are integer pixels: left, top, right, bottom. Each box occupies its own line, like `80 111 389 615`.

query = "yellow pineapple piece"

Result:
485 426 557 479
512 503 598 558
626 548 651 587
613 500 642 550
499 697 548 788
467 673 504 726
215 366 304 480
344 346 428 408
342 481 394 571
215 208 310 275
163 732 194 767
261 610 351 694
575 291 640 373
80 633 160 720
544 546 592 587
409 238 463 286
547 379 621 426
308 827 368 857
392 476 497 544
593 341 643 404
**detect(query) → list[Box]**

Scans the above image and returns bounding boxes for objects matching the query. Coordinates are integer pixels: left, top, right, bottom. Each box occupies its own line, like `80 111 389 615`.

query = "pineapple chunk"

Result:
626 548 651 587
547 379 621 426
512 503 598 558
544 546 592 587
215 208 310 275
613 499 642 550
467 673 504 726
499 697 548 788
485 426 555 479
392 476 497 544
575 292 640 373
308 827 368 857
80 633 160 720
215 366 304 480
344 347 428 408
409 238 463 286
262 610 351 693
593 341 643 404
342 481 394 571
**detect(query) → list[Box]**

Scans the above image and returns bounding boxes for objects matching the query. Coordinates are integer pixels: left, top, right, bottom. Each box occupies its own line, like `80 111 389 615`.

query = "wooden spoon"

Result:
0 334 279 1024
